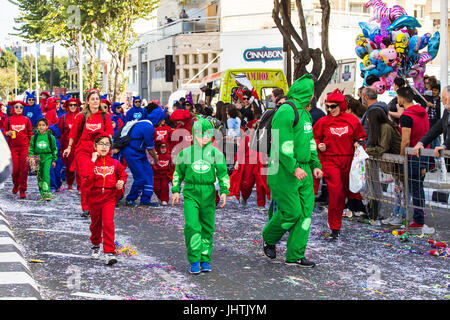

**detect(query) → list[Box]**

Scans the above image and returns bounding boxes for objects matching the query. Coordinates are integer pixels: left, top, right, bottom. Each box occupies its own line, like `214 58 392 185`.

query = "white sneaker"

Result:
91 245 101 259
389 216 404 226
161 201 168 206
381 215 395 225
105 253 117 266
354 211 366 217
257 206 266 211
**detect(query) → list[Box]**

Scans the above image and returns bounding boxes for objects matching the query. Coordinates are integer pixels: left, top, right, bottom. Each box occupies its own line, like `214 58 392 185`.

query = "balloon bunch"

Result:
356 0 440 94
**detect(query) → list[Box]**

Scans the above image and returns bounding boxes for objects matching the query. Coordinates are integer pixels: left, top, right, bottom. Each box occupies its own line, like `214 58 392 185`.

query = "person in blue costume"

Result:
111 102 126 137
22 91 43 131
48 124 64 192
116 119 160 207
125 96 148 123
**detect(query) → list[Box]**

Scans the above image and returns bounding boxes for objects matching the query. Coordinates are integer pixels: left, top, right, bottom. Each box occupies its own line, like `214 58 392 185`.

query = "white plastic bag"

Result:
349 145 369 193
0 134 12 186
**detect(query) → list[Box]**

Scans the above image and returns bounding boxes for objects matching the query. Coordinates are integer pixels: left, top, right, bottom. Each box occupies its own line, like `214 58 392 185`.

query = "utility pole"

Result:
35 43 39 104
50 45 55 95
79 32 83 101
14 61 17 99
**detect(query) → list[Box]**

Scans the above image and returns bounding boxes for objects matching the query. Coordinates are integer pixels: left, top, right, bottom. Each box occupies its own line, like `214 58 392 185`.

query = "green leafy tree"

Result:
0 68 18 102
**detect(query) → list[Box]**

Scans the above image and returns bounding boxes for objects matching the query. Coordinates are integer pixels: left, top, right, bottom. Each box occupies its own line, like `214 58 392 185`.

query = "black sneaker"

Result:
263 240 276 259
285 258 316 268
81 211 90 218
91 245 101 259
330 229 340 240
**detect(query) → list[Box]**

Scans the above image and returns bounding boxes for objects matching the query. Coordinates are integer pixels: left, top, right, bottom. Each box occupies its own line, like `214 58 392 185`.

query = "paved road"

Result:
0 176 449 300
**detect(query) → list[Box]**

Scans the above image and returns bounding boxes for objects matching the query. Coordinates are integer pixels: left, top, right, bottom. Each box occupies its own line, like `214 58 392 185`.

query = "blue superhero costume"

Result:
125 96 148 123
57 94 71 118
23 91 43 128
49 124 64 191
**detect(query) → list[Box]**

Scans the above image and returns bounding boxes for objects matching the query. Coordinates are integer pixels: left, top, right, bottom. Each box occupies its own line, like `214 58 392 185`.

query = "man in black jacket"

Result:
413 85 450 158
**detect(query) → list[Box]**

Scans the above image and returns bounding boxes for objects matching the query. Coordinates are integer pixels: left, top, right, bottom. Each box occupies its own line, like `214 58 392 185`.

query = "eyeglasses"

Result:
14 105 24 109
97 143 111 147
326 104 339 109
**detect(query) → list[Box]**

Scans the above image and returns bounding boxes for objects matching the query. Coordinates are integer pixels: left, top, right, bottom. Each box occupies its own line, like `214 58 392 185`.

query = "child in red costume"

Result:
84 134 127 265
154 118 173 152
313 89 367 239
59 98 82 190
170 109 193 158
152 143 174 206
43 97 59 126
63 90 114 217
3 101 33 198
229 120 270 209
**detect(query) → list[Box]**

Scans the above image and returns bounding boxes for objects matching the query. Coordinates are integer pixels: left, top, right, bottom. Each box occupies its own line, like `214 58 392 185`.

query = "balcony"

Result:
135 16 220 47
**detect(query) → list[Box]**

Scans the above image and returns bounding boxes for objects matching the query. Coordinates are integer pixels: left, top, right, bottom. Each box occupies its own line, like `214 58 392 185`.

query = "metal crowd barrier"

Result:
363 147 450 234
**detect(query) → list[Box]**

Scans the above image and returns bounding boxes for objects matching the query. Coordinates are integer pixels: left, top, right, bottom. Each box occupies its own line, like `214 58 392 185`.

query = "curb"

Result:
0 207 42 300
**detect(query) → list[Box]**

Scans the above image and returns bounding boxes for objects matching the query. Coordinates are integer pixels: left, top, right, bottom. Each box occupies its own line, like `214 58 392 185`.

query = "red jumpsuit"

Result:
3 109 33 192
229 135 270 207
169 109 192 159
84 155 127 254
68 111 114 212
154 125 173 151
58 103 80 188
151 147 174 203
313 112 367 231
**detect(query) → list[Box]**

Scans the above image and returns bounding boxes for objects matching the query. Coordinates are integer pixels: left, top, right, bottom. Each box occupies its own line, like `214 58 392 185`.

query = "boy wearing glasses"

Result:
3 101 33 199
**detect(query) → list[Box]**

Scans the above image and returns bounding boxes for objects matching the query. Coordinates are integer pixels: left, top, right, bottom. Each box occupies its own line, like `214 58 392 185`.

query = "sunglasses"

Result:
27 99 35 101
243 97 249 100
326 104 339 109
14 105 24 109
68 103 78 107
116 106 122 109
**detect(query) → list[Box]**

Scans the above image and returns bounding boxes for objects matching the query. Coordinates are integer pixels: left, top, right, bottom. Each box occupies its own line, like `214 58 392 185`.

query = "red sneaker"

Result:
408 222 423 228
12 186 19 194
19 191 26 199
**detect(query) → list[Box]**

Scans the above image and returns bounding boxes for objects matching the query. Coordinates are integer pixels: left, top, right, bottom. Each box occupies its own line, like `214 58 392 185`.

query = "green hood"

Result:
192 116 214 146
286 74 315 108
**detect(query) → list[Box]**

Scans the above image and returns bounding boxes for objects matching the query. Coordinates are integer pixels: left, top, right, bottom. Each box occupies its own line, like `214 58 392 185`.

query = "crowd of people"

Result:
0 74 448 273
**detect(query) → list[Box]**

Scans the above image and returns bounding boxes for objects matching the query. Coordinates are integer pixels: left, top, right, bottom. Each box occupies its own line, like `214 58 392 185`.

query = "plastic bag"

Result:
349 145 369 193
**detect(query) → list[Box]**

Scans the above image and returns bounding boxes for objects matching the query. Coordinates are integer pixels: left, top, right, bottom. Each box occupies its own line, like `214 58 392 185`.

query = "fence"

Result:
364 147 450 235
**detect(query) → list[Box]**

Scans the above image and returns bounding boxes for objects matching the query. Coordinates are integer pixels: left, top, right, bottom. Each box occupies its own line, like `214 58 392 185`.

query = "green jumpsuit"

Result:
262 74 322 263
172 117 230 264
28 131 57 199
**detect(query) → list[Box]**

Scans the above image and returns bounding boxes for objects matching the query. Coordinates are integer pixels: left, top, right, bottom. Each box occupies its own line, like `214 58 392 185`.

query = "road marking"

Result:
40 252 92 259
0 237 21 250
0 272 38 291
71 292 123 300
0 225 14 238
0 215 10 227
27 228 90 235
0 252 29 270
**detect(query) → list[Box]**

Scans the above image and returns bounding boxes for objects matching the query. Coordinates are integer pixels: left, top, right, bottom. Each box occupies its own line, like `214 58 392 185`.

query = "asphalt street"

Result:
0 175 449 300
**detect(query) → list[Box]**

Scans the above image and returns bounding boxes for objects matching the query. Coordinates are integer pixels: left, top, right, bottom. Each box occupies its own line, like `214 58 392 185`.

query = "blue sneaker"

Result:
140 201 159 207
126 200 137 207
200 262 211 272
190 261 200 274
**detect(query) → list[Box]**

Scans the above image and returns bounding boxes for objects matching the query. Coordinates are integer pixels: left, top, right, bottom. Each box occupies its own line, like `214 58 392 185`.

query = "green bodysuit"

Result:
28 131 57 199
262 74 322 262
172 117 230 264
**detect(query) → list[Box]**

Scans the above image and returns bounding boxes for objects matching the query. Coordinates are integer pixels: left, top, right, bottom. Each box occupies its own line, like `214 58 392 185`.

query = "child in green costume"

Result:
28 119 57 201
262 74 323 267
172 116 230 274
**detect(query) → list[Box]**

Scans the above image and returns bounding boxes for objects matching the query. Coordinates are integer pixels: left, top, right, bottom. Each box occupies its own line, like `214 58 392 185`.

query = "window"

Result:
175 55 179 65
212 67 218 74
349 3 369 14
176 69 180 80
193 54 199 64
211 53 217 61
203 53 209 64
203 69 208 78
414 5 424 19
184 69 190 79
183 54 189 65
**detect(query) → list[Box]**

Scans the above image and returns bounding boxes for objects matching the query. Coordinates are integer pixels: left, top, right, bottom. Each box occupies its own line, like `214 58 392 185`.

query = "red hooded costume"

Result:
151 143 174 203
3 101 33 194
84 134 128 254
313 89 367 231
44 97 59 126
169 109 193 157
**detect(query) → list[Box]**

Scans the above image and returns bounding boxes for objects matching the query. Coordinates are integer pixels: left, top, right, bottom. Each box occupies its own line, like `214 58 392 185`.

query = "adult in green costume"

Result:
28 119 57 201
172 116 230 274
262 74 323 267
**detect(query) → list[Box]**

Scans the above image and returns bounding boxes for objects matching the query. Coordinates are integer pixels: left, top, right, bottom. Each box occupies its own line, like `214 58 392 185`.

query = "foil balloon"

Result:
372 78 387 94
365 0 407 23
418 33 431 49
355 34 367 47
356 46 368 59
380 46 398 67
359 22 381 41
394 33 408 60
427 31 440 59
387 15 422 31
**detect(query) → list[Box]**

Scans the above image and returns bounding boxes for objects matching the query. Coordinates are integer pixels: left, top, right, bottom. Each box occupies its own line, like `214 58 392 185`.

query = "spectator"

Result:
423 76 438 96
425 84 442 139
357 86 364 104
165 16 174 24
413 85 450 159
271 88 284 109
240 90 255 123
227 106 241 141
200 84 215 107
365 107 403 225
360 87 389 143
388 77 407 124
345 95 367 120
398 87 429 231
179 9 188 19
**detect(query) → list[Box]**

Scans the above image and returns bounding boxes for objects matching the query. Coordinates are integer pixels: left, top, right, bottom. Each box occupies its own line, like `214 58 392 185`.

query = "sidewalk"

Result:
0 207 41 300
